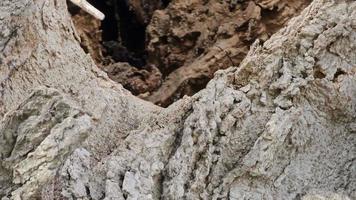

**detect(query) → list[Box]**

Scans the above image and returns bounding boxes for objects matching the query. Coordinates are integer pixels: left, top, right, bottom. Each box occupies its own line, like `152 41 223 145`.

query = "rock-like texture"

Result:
0 88 92 199
0 0 355 199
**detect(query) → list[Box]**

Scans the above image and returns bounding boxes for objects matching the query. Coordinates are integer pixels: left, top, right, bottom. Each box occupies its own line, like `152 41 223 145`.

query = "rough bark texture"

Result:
0 0 355 200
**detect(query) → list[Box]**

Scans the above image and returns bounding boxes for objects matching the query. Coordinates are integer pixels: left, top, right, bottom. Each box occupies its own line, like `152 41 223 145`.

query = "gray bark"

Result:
0 0 355 199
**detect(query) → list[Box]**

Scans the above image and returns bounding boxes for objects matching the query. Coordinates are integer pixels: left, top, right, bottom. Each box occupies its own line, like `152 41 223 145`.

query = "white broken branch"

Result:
69 0 105 20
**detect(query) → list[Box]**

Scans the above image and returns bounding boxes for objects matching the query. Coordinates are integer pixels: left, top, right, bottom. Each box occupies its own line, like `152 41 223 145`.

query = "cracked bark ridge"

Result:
0 0 355 199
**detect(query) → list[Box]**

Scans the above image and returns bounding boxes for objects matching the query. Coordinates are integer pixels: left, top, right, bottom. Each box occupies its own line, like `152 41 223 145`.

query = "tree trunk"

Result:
0 0 355 199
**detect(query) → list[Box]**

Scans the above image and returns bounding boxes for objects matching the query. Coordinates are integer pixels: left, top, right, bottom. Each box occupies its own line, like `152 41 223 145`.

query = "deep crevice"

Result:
69 0 171 68
333 68 346 81
88 0 119 41
69 0 312 107
116 0 146 55
88 0 147 67
94 0 170 68
162 0 171 7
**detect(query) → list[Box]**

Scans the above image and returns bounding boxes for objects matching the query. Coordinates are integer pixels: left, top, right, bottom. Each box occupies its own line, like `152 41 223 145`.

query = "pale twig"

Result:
69 0 105 20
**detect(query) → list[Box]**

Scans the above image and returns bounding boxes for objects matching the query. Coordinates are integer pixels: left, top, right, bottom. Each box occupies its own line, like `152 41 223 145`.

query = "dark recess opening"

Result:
87 0 147 67
88 0 119 41
69 0 173 68
162 0 171 7
116 0 146 55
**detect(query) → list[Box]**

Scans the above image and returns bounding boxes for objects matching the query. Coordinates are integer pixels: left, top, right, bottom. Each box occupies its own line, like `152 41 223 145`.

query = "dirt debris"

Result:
103 62 162 95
